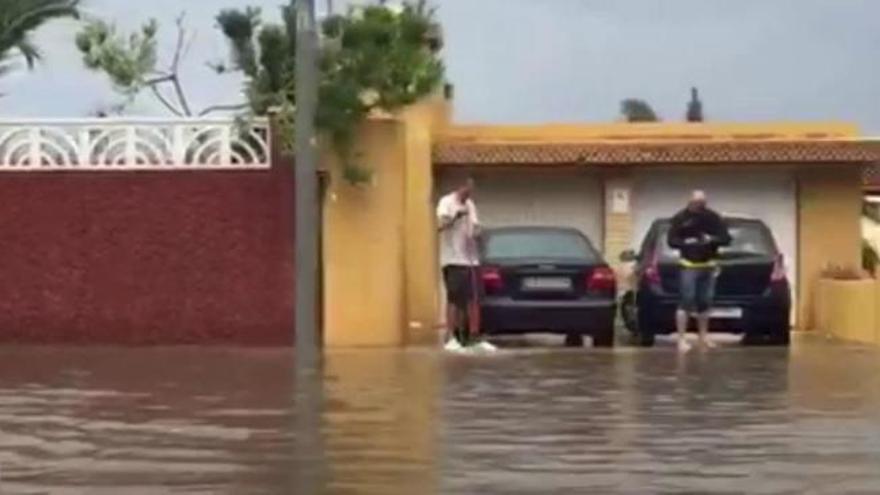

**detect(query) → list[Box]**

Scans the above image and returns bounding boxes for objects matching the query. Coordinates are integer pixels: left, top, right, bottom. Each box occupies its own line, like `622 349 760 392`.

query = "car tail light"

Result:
587 266 617 294
481 266 503 293
771 254 787 283
645 251 661 287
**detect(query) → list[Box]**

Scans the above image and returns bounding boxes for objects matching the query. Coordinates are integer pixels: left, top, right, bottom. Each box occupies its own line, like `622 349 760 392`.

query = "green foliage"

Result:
216 0 445 184
75 14 231 117
0 0 79 80
75 18 158 96
621 98 660 123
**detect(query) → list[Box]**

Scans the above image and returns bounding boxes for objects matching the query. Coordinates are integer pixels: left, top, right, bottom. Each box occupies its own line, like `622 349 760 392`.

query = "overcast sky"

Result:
2 0 879 131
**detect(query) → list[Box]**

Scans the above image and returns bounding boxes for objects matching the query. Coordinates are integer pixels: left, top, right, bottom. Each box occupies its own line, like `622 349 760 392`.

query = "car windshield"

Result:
656 221 777 260
483 230 598 261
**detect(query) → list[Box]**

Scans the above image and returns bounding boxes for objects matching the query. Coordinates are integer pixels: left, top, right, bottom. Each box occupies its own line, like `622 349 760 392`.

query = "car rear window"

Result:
656 221 777 260
483 230 598 261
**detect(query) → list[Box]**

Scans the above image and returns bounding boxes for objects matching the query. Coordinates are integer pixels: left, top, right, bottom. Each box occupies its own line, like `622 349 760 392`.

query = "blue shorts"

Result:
679 266 717 314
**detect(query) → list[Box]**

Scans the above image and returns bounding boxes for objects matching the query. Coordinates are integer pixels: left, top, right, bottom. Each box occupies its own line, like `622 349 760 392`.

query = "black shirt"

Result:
667 207 732 264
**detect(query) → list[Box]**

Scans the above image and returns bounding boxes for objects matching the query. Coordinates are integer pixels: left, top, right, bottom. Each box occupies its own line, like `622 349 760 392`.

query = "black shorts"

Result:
443 265 481 308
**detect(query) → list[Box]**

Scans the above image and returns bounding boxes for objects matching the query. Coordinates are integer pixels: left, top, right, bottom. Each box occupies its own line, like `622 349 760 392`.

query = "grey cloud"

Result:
1 0 878 132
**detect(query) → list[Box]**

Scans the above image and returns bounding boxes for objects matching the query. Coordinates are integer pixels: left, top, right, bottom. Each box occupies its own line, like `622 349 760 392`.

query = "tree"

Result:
216 0 445 182
620 98 659 123
686 86 704 122
0 0 80 80
75 13 247 116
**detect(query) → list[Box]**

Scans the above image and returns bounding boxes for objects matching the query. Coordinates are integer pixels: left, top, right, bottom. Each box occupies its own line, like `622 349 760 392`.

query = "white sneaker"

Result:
699 337 717 349
474 340 498 353
677 338 692 353
444 338 465 352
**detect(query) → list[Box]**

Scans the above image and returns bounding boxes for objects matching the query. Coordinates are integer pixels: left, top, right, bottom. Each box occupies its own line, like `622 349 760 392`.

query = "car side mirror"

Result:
619 249 638 263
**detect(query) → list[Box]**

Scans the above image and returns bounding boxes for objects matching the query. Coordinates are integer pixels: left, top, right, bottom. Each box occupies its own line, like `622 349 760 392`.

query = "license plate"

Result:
710 307 742 319
522 277 572 290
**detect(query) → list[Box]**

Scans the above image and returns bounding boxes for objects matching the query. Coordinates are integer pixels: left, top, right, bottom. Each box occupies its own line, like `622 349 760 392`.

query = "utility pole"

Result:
292 3 324 493
294 0 320 366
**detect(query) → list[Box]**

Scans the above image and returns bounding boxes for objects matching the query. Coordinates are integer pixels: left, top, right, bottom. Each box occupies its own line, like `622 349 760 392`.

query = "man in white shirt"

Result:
437 178 495 352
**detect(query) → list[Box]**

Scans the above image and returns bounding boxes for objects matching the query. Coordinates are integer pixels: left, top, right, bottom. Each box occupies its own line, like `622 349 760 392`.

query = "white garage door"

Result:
437 169 604 248
632 168 797 304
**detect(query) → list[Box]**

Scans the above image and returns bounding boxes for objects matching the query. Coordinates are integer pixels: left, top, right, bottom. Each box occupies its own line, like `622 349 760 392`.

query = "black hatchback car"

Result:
478 226 617 347
620 217 791 346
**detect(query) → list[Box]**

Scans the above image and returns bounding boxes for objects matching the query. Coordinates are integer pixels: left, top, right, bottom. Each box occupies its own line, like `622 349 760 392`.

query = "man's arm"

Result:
709 212 732 247
467 200 481 236
437 197 466 232
667 212 686 248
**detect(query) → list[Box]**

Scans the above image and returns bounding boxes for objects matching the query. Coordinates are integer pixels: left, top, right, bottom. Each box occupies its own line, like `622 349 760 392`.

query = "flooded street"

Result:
1 337 880 494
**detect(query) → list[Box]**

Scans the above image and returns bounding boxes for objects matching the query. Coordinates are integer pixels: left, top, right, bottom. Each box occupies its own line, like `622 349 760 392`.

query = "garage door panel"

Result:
437 170 604 247
632 169 797 316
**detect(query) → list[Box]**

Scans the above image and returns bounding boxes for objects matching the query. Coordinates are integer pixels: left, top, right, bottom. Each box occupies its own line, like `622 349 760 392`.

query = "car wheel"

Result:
620 291 637 334
767 327 791 346
564 333 585 347
742 328 790 347
593 326 615 348
741 332 765 346
636 308 656 347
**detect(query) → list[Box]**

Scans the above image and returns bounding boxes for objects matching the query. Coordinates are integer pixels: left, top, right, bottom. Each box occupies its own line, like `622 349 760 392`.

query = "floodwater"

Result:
1 336 879 494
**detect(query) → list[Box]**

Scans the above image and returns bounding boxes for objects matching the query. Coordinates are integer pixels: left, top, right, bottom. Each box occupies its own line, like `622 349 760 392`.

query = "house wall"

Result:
322 119 408 347
797 166 863 329
402 101 448 346
0 167 296 345
603 174 634 274
321 97 449 348
323 118 866 347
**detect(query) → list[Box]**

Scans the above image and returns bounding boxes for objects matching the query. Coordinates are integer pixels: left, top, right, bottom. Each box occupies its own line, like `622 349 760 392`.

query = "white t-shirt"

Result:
437 192 480 267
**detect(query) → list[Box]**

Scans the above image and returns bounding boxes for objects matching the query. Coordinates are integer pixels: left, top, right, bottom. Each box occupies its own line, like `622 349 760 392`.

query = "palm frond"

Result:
0 0 79 71
15 36 39 67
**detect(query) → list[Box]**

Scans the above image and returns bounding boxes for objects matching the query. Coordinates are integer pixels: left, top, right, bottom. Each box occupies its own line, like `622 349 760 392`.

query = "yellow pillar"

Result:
603 174 634 288
797 166 862 330
322 118 407 347
401 95 452 346
321 95 450 348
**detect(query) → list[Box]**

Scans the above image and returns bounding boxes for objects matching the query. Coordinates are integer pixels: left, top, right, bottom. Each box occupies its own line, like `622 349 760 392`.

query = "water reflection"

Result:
0 339 878 493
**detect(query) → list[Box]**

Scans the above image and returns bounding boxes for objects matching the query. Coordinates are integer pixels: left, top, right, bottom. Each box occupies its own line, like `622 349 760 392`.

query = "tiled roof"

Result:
434 140 880 167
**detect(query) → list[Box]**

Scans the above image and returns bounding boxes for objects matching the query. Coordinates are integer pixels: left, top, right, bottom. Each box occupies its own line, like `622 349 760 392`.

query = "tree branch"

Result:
169 76 192 116
149 84 183 116
171 12 187 72
198 103 249 116
166 13 193 117
143 74 173 86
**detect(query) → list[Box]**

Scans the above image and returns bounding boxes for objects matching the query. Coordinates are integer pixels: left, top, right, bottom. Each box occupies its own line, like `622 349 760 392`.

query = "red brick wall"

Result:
0 166 295 345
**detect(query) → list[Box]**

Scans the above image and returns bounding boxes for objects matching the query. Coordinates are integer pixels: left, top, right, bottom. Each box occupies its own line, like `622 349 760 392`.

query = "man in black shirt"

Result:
667 190 732 352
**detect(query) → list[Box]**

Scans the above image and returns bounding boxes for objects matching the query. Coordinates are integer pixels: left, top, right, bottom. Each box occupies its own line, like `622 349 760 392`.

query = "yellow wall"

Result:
321 112 865 346
323 119 407 347
798 166 863 329
603 174 633 269
438 122 859 144
400 99 448 345
322 96 448 348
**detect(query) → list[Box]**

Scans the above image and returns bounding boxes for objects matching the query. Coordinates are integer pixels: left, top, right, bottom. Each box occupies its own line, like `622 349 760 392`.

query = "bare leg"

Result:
445 304 461 343
676 309 692 352
697 313 715 348
467 300 480 341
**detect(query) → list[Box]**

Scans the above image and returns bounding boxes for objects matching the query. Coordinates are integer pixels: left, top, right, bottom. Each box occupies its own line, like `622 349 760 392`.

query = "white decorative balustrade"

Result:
0 118 271 170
